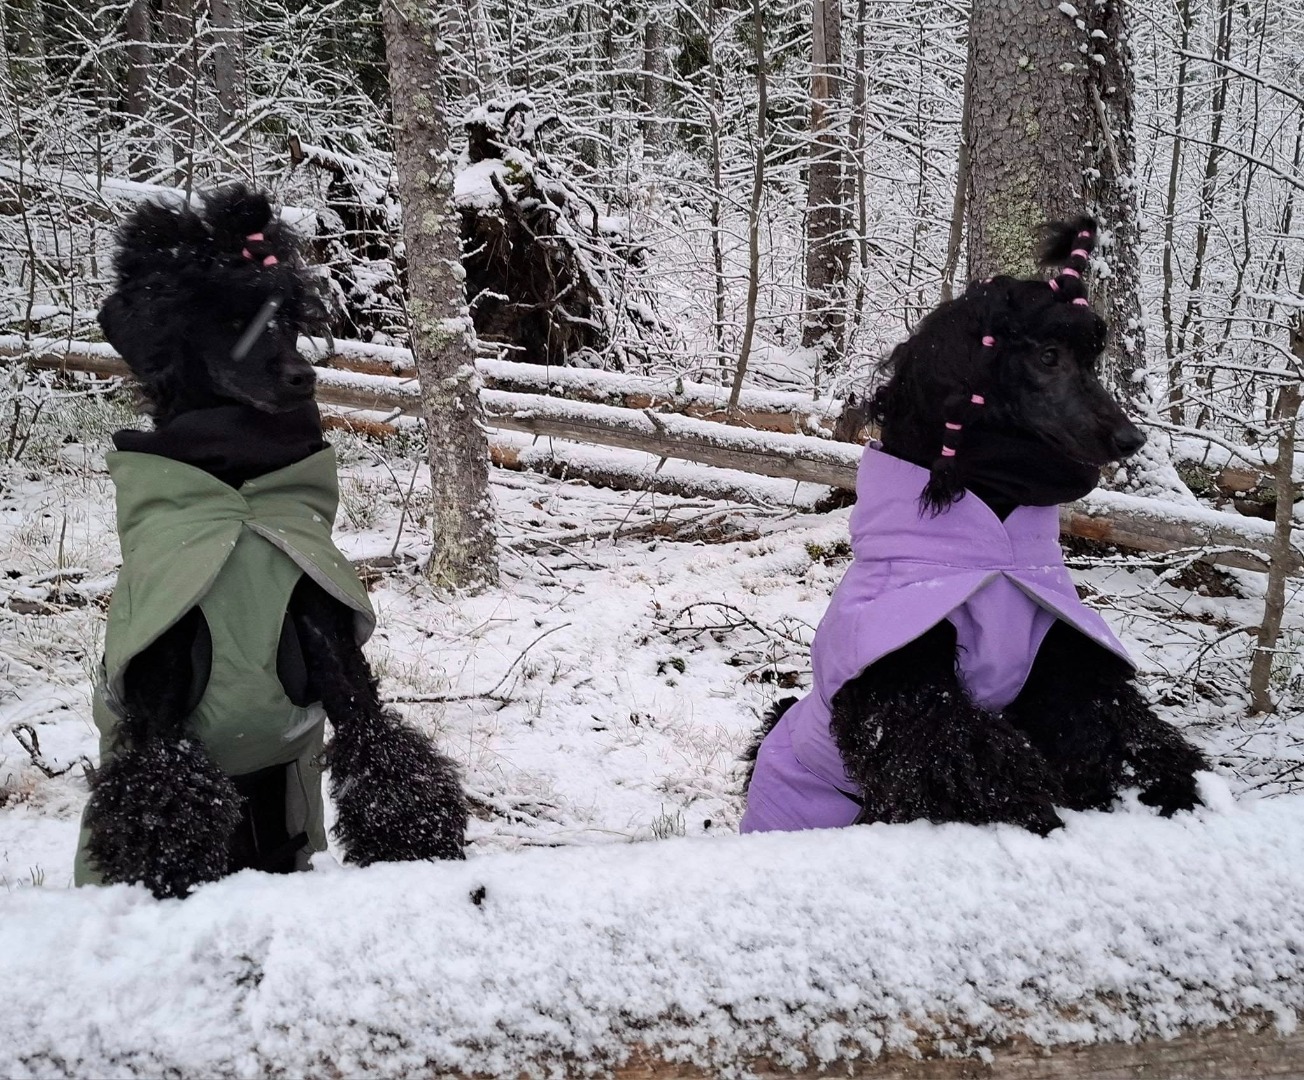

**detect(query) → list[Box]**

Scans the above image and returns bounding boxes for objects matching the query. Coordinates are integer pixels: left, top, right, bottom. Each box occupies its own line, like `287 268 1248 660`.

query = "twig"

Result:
390 622 572 704
11 723 90 779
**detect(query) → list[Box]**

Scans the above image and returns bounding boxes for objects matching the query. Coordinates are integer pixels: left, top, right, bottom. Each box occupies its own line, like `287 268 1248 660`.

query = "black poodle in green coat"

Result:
78 186 467 898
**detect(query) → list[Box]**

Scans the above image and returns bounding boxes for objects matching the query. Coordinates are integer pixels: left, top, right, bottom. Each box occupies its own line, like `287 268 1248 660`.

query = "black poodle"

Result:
741 218 1208 837
78 186 467 898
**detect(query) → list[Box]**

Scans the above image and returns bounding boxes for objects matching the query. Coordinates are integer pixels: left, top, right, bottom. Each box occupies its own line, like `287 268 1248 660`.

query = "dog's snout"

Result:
1110 422 1146 459
284 365 316 395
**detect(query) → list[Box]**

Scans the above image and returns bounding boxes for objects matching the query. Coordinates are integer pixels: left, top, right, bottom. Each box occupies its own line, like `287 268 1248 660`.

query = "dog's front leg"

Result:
85 609 243 899
289 577 467 864
831 622 1066 835
1006 623 1207 815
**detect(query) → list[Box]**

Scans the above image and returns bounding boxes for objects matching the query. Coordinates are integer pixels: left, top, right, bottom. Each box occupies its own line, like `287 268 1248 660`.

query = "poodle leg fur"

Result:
84 609 243 899
739 696 799 794
832 622 1066 836
290 577 467 864
1006 622 1207 815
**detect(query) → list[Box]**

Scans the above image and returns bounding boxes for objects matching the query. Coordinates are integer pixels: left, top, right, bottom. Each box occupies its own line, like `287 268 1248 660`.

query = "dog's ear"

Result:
111 199 208 280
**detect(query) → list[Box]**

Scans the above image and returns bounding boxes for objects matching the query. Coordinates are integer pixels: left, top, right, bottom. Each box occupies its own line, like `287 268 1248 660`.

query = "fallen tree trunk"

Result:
10 343 1302 573
3 335 840 434
3 798 1303 1079
306 338 840 434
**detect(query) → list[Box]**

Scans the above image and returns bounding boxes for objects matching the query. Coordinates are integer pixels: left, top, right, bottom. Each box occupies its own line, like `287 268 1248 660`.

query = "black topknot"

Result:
1038 215 1097 268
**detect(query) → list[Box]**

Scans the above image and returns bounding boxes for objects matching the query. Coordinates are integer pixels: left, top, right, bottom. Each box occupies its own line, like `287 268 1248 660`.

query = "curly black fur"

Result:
830 624 1065 836
870 217 1143 516
1006 622 1207 815
84 738 243 899
739 696 798 794
290 577 468 864
97 187 330 422
87 185 467 896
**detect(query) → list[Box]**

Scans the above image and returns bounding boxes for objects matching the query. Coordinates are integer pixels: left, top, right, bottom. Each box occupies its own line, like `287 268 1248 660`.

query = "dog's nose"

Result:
284 367 316 395
1110 422 1146 459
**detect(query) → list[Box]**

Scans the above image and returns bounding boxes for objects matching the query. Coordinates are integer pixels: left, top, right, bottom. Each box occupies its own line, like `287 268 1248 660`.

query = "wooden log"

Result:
1060 491 1301 574
305 339 840 433
612 1022 1304 1079
9 343 1303 573
4 336 840 434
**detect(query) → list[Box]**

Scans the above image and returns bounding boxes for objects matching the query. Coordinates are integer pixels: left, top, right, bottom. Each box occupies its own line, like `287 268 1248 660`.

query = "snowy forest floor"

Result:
1 400 1304 1074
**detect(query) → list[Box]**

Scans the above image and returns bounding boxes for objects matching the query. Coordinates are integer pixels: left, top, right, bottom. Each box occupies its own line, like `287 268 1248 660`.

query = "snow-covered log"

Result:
2 794 1302 1078
7 339 1301 572
303 337 841 435
0 160 314 228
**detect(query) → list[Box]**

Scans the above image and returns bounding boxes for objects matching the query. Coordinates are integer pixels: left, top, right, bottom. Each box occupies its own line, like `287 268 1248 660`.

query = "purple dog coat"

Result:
740 446 1132 834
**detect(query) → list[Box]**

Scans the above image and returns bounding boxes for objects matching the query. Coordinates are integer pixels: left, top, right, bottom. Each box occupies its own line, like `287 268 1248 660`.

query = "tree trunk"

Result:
1082 0 1145 404
802 0 850 370
381 0 500 591
161 0 198 190
211 0 247 167
125 0 153 182
1161 0 1194 422
1248 368 1302 714
729 0 767 411
848 0 870 325
641 13 665 151
1174 0 1234 374
940 15 974 304
966 0 1083 279
1 0 47 105
706 0 727 374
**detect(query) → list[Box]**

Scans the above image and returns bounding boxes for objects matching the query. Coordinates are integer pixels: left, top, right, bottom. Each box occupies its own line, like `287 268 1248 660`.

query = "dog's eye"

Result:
1039 347 1059 367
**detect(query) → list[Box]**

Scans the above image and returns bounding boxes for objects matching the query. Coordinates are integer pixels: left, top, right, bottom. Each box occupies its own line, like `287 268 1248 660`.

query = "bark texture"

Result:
382 0 499 591
966 0 1084 280
161 0 197 188
802 0 851 365
1083 0 1146 402
124 0 153 181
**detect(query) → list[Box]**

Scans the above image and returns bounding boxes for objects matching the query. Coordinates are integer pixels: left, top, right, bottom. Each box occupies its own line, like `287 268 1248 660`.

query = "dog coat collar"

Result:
99 447 375 732
740 446 1131 835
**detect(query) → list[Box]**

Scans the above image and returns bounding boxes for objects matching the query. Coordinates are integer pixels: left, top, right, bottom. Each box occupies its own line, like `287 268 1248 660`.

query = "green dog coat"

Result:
76 446 375 885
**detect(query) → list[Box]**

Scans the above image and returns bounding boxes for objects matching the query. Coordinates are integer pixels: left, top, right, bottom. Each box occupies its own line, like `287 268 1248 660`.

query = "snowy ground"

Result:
1 401 1303 1073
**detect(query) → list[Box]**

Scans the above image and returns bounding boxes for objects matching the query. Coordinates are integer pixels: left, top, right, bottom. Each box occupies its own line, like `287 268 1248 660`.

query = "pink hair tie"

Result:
940 447 957 458
1072 297 1090 307
970 393 985 406
1060 267 1080 279
981 335 996 347
242 232 278 266
1070 248 1089 260
1048 279 1060 292
945 422 962 431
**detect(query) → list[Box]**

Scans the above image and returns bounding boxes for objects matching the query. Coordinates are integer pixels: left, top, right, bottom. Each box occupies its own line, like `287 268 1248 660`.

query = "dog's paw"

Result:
1128 726 1209 817
856 710 1067 836
85 738 242 899
1137 769 1203 817
329 714 468 865
996 793 1065 836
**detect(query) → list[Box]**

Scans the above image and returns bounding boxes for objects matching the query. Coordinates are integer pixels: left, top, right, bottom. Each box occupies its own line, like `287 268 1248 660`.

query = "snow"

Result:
2 404 1304 1074
2 787 1302 1077
454 159 512 211
0 161 315 228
